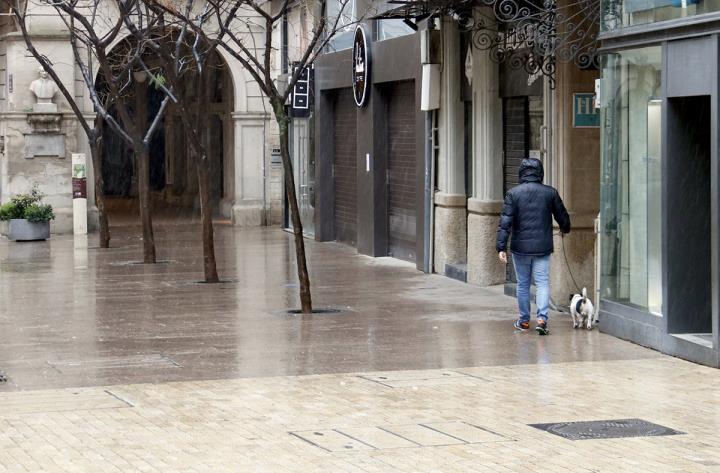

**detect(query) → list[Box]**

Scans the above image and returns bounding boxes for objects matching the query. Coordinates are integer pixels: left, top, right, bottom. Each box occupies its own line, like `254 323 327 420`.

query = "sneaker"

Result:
535 320 549 336
513 320 530 331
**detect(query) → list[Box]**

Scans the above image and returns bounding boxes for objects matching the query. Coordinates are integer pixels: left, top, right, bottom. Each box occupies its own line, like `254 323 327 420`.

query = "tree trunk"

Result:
90 125 110 248
277 110 312 313
137 146 156 264
134 80 156 264
191 72 219 283
196 158 219 282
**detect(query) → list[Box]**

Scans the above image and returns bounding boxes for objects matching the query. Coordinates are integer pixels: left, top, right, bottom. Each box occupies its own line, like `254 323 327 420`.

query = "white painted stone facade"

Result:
0 6 281 234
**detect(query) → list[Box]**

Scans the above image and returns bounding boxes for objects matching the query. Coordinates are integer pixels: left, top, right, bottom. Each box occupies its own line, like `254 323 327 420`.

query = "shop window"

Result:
376 19 415 40
326 0 357 51
371 0 415 41
600 46 662 314
602 0 720 31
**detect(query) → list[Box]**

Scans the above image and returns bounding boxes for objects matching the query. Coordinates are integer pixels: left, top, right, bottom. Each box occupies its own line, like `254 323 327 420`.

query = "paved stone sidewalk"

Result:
0 226 712 471
0 356 718 472
0 226 655 391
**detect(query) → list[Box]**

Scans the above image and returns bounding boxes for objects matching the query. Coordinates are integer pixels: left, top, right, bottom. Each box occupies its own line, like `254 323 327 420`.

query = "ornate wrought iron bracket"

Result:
379 0 603 88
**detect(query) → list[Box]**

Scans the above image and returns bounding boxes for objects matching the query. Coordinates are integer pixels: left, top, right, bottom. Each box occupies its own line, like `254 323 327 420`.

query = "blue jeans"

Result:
512 253 550 323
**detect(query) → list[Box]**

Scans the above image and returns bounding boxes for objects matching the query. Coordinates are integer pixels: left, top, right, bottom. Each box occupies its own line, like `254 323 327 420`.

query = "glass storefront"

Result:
602 0 720 31
326 0 357 51
600 47 663 314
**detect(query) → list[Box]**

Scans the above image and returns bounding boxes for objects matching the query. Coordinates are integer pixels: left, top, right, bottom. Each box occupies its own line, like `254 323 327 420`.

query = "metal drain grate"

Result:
530 418 684 440
47 354 181 372
291 421 509 452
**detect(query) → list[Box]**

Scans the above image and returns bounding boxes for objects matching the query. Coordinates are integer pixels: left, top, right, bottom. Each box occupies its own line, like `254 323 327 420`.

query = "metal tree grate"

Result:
530 418 684 441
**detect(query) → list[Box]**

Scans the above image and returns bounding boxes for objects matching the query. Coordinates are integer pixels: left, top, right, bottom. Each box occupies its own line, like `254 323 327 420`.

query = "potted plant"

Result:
0 188 55 241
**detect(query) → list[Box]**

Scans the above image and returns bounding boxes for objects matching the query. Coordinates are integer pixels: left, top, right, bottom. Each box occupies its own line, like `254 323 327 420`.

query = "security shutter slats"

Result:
387 81 417 262
333 88 357 246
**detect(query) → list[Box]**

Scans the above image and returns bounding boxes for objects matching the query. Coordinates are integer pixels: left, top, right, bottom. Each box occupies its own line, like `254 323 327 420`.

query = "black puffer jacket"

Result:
496 158 571 256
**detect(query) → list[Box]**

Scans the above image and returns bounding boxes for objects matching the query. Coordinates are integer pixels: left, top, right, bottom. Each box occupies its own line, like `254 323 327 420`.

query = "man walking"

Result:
496 158 571 335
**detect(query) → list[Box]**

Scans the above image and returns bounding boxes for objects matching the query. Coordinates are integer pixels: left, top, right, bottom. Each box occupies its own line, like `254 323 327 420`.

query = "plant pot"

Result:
8 219 50 241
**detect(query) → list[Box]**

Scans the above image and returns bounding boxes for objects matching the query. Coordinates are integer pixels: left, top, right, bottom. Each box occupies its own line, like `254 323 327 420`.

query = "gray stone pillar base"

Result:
232 201 265 227
50 207 73 234
467 199 505 286
87 205 99 232
433 193 467 276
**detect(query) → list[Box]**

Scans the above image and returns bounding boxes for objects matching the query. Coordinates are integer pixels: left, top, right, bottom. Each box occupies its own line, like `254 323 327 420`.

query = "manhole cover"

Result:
530 418 684 440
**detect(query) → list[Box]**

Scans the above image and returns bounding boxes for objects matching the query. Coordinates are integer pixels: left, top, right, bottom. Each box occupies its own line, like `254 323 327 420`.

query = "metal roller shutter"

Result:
503 96 529 283
387 81 417 262
503 97 528 193
333 88 357 246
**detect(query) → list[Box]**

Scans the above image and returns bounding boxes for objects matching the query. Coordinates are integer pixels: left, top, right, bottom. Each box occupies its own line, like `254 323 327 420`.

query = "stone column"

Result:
434 18 467 276
80 113 99 231
467 9 505 286
231 111 272 226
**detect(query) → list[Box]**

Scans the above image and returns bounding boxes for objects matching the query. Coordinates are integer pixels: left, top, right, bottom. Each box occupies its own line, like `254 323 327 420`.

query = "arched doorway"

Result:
97 48 234 226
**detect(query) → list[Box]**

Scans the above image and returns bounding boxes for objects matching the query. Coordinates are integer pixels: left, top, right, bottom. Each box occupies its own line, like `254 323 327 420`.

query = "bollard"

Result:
72 153 87 235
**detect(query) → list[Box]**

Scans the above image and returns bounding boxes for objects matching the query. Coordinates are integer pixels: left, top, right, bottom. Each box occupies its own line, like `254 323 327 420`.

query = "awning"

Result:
372 1 471 20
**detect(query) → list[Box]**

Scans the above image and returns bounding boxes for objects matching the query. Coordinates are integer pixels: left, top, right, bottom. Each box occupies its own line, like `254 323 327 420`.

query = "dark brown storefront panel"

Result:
387 81 417 262
503 96 528 283
503 97 528 193
333 88 358 246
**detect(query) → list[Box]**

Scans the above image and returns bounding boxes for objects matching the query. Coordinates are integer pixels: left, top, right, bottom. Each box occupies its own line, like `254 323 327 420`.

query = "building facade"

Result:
0 5 281 234
311 0 601 307
598 0 720 367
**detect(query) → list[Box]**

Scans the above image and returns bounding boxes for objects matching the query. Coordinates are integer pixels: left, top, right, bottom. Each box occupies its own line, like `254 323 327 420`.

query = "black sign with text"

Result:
291 63 314 118
352 26 370 107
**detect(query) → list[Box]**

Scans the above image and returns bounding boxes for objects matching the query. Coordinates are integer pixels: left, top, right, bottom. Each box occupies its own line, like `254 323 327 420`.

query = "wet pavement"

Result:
0 225 658 391
3 225 720 472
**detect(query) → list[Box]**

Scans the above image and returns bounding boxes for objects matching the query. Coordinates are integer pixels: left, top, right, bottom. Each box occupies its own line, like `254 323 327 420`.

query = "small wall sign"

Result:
72 153 87 199
573 93 599 128
291 63 313 118
352 25 370 108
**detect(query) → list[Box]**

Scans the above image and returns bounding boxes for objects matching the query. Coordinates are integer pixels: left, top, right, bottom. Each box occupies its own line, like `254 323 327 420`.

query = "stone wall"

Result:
551 43 601 302
466 199 505 286
434 193 467 276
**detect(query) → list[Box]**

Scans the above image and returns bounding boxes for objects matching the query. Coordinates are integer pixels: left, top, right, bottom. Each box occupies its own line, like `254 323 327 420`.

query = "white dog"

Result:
569 287 596 330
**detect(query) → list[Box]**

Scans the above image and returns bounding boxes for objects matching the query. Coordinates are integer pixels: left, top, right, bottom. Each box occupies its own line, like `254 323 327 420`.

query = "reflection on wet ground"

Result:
0 225 659 391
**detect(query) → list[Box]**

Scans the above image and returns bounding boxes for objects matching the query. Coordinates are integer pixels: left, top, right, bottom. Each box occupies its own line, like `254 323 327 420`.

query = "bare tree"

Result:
118 0 246 282
2 0 123 248
7 0 174 263
170 0 359 312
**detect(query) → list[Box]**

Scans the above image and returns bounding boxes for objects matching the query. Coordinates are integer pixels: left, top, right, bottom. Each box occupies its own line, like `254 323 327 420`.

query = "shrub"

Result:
24 204 55 223
0 187 54 222
0 202 23 220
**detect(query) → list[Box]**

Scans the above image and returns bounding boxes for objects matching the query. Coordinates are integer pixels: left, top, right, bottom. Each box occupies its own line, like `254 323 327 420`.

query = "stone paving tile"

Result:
0 227 659 391
0 356 717 471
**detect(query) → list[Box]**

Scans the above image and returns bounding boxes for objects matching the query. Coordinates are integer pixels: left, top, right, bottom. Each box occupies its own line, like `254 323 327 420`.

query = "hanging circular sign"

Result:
352 25 370 107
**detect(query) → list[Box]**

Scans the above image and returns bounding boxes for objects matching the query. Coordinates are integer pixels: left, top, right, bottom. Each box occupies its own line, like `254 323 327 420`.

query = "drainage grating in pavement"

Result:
530 418 684 440
47 354 181 373
358 370 488 388
291 421 509 452
0 388 132 417
110 260 177 266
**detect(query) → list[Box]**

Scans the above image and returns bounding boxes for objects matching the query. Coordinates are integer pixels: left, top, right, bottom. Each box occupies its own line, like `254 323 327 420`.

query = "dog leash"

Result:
560 234 583 295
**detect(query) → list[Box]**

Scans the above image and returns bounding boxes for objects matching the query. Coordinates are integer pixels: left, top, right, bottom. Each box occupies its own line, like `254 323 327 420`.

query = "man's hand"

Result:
498 251 507 264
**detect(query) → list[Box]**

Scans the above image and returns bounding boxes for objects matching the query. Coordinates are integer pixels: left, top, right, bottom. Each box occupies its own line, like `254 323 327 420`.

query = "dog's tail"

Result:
582 287 587 300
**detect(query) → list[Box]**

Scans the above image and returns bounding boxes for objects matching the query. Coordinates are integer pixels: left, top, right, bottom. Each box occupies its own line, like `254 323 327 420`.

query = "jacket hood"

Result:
519 158 544 183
